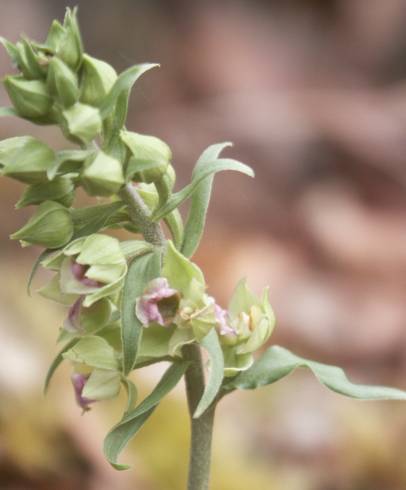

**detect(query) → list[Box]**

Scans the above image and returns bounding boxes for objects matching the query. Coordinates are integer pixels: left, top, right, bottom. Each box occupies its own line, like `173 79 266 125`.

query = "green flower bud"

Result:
80 54 117 106
81 151 124 197
60 102 102 144
45 20 66 51
16 176 75 209
4 76 52 119
121 130 171 183
56 8 83 71
47 57 79 107
11 200 74 249
0 136 55 184
16 39 46 80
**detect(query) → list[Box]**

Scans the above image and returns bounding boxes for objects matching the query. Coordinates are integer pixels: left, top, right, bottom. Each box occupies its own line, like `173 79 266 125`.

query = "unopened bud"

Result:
4 76 52 119
11 200 74 249
0 136 55 184
80 54 117 106
56 8 83 71
47 57 79 107
15 176 75 208
61 102 102 144
45 20 66 51
120 130 171 183
81 151 124 197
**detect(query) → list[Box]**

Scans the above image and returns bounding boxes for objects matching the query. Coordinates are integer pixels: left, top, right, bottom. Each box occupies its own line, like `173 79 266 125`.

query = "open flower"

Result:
221 279 275 376
136 277 179 327
40 233 127 307
71 372 95 412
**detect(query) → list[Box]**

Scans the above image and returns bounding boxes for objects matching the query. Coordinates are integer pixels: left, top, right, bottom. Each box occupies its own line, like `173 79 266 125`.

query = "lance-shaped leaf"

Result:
27 249 53 296
224 345 406 400
121 249 162 375
103 361 188 470
181 142 232 258
152 156 254 222
193 328 224 418
99 63 159 120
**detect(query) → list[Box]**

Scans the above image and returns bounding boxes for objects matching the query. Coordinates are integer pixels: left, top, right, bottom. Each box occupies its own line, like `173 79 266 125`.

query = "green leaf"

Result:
121 250 162 375
152 156 254 222
47 148 94 180
103 361 188 470
122 378 138 414
44 338 78 393
71 201 126 239
164 210 184 250
181 142 232 257
27 249 53 296
99 63 159 120
119 240 153 259
193 329 224 418
224 346 406 400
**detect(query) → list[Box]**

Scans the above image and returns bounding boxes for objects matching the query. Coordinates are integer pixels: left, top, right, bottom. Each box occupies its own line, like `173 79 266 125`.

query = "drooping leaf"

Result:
71 201 126 238
99 63 159 120
193 328 224 418
122 377 138 414
44 338 78 393
224 346 406 400
152 156 254 222
121 249 162 375
103 361 188 470
181 142 232 257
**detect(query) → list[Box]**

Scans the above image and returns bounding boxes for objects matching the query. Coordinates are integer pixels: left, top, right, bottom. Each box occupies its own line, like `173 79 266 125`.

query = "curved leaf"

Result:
44 338 78 393
99 63 159 120
121 249 162 375
193 329 224 418
181 142 232 258
224 345 406 400
164 209 184 250
152 157 254 222
103 361 188 469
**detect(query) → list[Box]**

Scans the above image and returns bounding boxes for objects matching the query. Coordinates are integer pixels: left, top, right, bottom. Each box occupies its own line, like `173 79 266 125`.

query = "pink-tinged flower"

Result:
136 277 180 327
71 372 95 412
64 296 84 332
214 303 237 336
71 260 101 287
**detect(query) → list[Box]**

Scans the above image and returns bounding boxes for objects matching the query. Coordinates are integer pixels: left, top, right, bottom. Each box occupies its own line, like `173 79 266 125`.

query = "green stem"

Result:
182 344 216 490
119 183 165 246
122 182 215 489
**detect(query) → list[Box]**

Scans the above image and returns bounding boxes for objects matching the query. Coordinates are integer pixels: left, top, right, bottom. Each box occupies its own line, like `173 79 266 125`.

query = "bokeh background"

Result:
1 1 406 489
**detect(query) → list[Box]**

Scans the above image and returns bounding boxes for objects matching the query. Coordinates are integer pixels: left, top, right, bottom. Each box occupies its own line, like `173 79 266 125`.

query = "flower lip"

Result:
214 303 237 336
136 277 180 327
71 372 95 412
64 296 84 332
71 259 101 287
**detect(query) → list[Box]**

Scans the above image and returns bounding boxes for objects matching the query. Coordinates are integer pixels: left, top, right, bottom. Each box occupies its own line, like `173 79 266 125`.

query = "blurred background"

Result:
1 0 406 489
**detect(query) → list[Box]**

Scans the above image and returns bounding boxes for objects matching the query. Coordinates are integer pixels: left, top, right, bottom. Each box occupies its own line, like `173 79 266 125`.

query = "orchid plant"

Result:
1 8 406 490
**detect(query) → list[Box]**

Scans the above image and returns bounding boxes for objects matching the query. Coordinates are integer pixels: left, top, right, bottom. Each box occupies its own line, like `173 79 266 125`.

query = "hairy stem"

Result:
121 182 214 489
119 183 165 246
182 344 216 490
